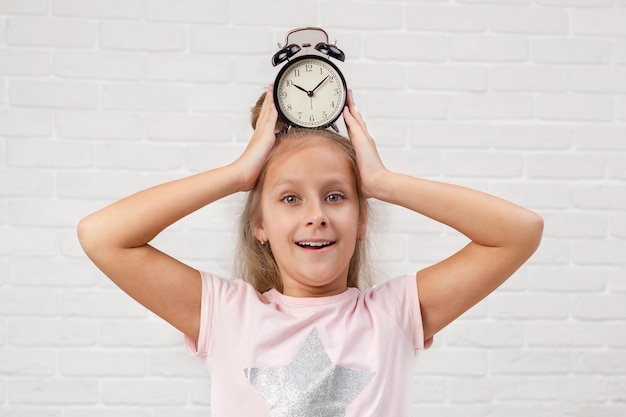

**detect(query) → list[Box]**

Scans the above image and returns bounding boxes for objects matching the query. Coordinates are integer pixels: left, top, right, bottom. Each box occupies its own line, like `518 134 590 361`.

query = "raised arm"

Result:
77 86 278 341
343 91 543 342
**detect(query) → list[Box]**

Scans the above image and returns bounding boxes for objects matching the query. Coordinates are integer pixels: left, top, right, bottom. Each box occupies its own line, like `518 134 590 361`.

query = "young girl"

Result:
78 86 543 416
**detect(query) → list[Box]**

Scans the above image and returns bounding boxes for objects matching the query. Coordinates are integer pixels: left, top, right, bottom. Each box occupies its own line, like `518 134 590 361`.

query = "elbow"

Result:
523 210 544 256
76 214 99 256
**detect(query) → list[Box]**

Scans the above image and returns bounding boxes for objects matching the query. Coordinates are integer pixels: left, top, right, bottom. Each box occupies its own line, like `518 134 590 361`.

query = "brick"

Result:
0 168 53 197
343 62 405 90
145 0 229 23
149 351 207 377
407 235 469 263
0 109 51 136
407 6 487 32
184 144 250 173
364 33 447 61
0 289 56 316
52 0 143 19
491 125 572 149
8 200 99 228
98 143 184 171
490 7 568 34
0 349 56 375
532 38 611 65
146 54 231 83
100 320 180 347
146 113 232 142
0 0 47 14
542 212 607 239
191 84 261 113
10 257 98 287
444 151 524 178
536 94 612 122
448 377 494 403
489 294 569 319
491 66 568 92
450 35 528 62
101 22 185 51
526 321 603 347
0 49 51 75
443 321 524 347
571 67 626 93
527 153 605 180
572 295 626 319
573 9 626 36
9 379 98 405
618 96 626 121
102 380 186 405
56 111 142 140
574 126 626 150
190 26 272 54
408 65 487 91
10 80 98 109
366 92 449 119
414 350 487 376
9 319 96 346
410 123 490 148
528 267 607 292
572 185 626 210
102 83 188 112
65 410 151 417
611 214 626 239
56 171 143 199
233 56 277 85
450 94 532 119
61 350 146 376
615 40 626 65
491 350 570 375
6 18 95 48
412 377 446 403
606 323 626 348
62 290 147 318
496 376 607 402
537 0 613 5
54 51 141 80
573 351 626 374
608 155 626 181
0 228 56 256
459 0 530 3
6 138 93 169
321 2 402 29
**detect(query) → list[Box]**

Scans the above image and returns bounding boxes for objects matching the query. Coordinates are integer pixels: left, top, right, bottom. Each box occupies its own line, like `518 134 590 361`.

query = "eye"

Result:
326 193 344 203
281 195 300 204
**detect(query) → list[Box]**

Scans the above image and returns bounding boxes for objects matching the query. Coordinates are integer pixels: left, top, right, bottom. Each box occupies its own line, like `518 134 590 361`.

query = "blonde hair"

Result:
235 92 371 294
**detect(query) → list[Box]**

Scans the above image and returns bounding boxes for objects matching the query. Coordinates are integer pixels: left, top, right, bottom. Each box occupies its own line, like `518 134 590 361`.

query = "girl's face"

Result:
255 136 365 297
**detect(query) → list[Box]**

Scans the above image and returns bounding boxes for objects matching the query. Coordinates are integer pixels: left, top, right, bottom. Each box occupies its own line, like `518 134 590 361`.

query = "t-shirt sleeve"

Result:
368 274 433 351
184 270 214 358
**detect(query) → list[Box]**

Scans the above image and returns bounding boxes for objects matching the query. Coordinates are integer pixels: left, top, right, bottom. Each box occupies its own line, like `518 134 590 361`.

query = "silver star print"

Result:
244 329 374 417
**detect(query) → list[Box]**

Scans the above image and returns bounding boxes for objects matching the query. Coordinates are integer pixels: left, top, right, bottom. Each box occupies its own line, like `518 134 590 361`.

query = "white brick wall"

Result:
1 1 625 415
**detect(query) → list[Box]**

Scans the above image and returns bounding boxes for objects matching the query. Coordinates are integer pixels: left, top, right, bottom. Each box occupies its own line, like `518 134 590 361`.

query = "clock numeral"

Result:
287 104 292 111
333 88 341 96
294 69 300 77
297 112 302 120
322 111 328 119
331 101 335 108
305 64 313 72
279 91 287 99
285 79 293 87
309 115 315 123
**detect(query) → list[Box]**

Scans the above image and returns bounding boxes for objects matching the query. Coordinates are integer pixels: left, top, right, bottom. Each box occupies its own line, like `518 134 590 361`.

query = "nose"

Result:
305 201 327 227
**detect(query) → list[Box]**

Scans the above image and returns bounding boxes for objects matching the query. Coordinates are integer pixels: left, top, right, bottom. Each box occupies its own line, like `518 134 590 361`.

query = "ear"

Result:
253 222 268 244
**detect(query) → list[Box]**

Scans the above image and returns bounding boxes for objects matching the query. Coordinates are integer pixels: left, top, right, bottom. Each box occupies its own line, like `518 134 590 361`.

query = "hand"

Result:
342 90 389 199
292 83 309 95
234 85 278 191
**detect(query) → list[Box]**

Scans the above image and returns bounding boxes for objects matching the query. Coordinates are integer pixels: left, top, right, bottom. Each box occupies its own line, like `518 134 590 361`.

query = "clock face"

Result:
273 55 347 129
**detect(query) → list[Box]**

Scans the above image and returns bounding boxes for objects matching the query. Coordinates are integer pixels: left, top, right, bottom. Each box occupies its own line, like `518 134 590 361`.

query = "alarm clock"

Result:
272 27 347 131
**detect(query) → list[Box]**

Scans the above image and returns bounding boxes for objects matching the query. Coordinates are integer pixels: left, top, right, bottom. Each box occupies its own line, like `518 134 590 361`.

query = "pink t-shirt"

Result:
185 272 428 417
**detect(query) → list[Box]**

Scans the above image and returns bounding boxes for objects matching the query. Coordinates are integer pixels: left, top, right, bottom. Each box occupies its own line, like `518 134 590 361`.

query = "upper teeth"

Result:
298 242 331 247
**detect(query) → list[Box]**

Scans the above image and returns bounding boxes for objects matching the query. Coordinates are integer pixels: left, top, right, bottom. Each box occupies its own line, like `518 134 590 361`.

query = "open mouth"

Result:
296 241 335 250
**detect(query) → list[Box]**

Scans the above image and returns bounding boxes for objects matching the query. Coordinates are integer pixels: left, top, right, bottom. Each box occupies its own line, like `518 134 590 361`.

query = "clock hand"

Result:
310 75 330 95
292 83 309 94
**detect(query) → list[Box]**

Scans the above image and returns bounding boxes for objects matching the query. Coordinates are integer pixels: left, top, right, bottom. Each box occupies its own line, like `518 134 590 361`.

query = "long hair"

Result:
235 92 371 294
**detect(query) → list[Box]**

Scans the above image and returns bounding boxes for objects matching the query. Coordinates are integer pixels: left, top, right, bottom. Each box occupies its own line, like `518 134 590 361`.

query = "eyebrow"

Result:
270 175 355 190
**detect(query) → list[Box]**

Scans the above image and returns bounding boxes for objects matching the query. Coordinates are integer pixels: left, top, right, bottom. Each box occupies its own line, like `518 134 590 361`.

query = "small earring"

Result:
260 239 267 245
